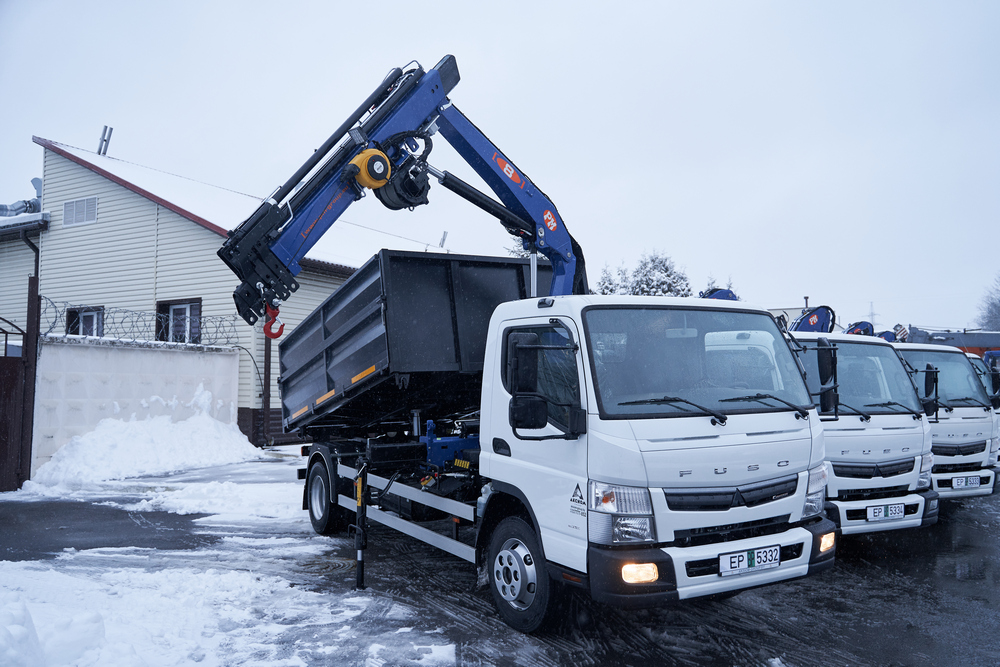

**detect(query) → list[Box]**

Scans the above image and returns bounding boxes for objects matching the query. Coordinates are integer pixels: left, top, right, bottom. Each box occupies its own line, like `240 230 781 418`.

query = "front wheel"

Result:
487 516 556 633
307 462 348 535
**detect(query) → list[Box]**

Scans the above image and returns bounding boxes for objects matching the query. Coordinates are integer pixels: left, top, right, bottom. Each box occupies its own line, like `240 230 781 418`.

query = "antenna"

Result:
438 231 448 248
97 126 114 155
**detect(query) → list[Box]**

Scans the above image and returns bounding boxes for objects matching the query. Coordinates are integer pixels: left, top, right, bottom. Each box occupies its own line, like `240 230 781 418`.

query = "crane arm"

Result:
218 55 586 330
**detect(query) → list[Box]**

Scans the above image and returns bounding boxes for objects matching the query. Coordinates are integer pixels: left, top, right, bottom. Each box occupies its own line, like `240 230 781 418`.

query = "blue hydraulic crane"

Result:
218 55 587 336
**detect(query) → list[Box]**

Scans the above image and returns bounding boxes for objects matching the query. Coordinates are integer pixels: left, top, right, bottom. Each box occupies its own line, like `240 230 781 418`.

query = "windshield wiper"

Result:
838 402 871 422
618 396 727 425
719 393 809 419
864 401 922 419
948 396 989 409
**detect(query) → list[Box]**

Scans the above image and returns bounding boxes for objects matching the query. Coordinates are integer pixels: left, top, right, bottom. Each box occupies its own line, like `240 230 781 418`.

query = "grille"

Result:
932 441 987 457
837 485 909 502
672 515 791 548
832 458 914 479
933 462 984 474
664 475 798 512
685 543 804 578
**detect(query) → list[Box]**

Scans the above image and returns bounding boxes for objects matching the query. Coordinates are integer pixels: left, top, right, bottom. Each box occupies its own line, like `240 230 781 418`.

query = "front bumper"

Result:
587 517 837 607
932 468 995 499
825 489 939 534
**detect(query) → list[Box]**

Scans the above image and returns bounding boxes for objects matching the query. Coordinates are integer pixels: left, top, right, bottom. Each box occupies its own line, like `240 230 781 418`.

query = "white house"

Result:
0 137 354 470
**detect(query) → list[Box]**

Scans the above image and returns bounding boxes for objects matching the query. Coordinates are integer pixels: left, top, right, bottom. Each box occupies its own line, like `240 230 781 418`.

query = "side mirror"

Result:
991 396 1000 411
921 397 938 417
510 395 548 430
991 370 1000 396
506 333 539 393
924 364 937 399
816 337 838 414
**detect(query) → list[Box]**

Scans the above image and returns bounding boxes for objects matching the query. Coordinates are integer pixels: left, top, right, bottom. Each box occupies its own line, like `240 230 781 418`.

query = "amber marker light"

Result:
819 532 836 553
621 563 658 584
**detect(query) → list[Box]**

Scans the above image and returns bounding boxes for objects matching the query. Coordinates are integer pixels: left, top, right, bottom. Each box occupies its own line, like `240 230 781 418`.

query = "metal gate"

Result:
0 354 25 491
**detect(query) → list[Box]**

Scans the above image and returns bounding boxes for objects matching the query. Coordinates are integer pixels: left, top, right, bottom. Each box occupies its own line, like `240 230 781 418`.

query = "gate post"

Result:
18 276 39 487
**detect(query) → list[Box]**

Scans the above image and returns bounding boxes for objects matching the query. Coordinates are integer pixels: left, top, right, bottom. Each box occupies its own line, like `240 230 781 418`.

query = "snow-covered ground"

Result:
0 390 456 667
5 388 1000 666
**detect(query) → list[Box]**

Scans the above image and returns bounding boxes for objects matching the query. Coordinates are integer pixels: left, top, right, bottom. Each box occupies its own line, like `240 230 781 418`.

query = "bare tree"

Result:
978 273 1000 330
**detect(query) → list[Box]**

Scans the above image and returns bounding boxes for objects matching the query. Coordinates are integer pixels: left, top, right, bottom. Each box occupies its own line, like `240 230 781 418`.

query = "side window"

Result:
503 324 581 431
66 306 104 337
156 299 201 343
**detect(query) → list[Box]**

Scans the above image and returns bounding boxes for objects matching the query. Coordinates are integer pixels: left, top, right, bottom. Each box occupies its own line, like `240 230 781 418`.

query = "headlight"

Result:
802 463 827 519
917 453 934 490
589 481 655 544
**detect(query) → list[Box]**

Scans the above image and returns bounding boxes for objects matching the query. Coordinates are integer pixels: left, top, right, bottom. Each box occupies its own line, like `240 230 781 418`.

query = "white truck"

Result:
217 56 837 632
893 343 999 498
791 332 938 534
279 252 837 631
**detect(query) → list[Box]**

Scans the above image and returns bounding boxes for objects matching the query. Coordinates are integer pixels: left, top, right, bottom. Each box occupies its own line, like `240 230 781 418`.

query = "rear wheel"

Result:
307 462 348 535
487 516 556 633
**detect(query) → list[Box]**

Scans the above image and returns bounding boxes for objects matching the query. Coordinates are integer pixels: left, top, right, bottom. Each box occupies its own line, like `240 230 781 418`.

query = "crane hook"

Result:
264 302 285 339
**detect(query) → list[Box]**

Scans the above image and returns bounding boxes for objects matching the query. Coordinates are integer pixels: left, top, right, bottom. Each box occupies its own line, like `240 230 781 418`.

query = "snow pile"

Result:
0 597 44 667
0 559 340 666
25 384 266 490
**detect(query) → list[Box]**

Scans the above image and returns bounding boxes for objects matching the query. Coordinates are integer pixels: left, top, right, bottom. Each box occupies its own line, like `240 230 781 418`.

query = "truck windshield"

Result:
584 307 810 419
968 356 992 393
897 348 990 406
797 340 921 415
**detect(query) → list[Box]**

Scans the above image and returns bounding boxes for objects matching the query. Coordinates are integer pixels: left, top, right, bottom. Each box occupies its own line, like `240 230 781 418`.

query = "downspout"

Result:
20 230 39 278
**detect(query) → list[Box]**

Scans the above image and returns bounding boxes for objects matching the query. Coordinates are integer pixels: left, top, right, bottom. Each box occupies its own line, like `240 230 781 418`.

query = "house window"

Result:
156 299 201 344
63 197 98 227
66 306 104 337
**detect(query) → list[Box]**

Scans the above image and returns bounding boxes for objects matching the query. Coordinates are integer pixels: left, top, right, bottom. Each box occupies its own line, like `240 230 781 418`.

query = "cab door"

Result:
484 317 590 572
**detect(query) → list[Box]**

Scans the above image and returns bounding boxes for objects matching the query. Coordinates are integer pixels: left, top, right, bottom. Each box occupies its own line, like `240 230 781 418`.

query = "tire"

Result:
487 516 556 633
307 462 348 535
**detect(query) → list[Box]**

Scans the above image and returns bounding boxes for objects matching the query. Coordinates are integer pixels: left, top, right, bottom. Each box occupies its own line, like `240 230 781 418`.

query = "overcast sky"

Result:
1 1 997 331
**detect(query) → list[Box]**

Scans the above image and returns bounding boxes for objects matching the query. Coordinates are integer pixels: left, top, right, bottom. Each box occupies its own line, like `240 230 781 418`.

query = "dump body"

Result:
279 249 550 435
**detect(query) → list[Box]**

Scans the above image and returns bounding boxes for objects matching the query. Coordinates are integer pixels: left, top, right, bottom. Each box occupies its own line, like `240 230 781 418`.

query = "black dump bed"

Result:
279 249 551 436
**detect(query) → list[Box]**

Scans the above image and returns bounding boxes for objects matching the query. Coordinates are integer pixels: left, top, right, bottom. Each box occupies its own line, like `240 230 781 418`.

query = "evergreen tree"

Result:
627 252 692 297
596 263 630 295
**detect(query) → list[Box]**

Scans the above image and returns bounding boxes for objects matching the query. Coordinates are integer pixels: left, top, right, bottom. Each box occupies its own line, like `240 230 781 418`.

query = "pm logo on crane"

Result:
544 210 557 232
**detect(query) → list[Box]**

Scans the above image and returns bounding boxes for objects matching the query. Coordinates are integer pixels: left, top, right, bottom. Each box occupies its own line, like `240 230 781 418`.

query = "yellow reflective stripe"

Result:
352 365 377 384
292 405 309 419
315 389 336 406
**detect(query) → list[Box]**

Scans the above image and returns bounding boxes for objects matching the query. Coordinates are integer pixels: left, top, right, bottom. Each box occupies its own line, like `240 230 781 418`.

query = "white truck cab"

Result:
893 343 998 499
791 332 938 534
478 296 837 627
966 352 1000 468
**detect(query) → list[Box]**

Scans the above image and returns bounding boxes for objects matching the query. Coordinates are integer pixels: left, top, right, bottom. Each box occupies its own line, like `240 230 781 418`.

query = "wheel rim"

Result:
309 471 327 522
493 537 537 610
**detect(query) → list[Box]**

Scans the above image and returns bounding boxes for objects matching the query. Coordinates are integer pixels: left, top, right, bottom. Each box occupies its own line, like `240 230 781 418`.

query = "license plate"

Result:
719 545 780 577
953 475 981 488
866 503 905 522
